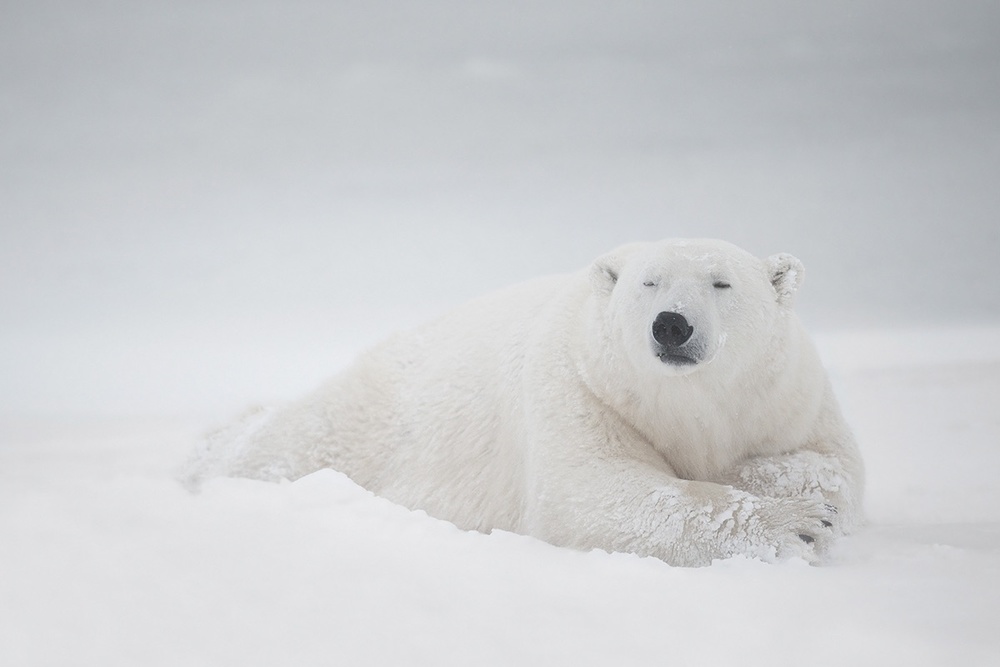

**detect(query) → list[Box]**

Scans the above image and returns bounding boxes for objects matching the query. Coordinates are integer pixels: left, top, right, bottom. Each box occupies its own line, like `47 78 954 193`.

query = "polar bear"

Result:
184 239 864 566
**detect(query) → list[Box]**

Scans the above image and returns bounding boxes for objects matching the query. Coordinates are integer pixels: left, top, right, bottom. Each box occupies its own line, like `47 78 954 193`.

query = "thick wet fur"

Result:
184 238 864 566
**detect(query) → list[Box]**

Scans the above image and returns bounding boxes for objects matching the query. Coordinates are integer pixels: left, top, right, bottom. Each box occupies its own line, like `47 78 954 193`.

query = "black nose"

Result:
652 311 694 348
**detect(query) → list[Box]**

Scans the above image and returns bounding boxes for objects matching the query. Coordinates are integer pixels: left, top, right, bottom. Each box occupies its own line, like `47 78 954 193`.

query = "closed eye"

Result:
643 281 657 287
713 281 731 289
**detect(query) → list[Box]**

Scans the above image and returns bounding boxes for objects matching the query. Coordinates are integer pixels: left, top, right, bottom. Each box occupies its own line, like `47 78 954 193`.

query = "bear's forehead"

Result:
635 240 756 273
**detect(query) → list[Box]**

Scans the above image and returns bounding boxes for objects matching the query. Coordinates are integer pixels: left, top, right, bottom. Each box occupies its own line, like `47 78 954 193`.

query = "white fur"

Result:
184 239 864 566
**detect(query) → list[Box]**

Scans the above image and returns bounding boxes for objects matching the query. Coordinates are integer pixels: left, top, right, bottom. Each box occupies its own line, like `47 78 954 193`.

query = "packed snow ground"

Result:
2 328 999 666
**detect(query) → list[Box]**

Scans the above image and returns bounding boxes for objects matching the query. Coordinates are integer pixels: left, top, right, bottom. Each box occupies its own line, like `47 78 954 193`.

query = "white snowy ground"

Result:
1 328 998 667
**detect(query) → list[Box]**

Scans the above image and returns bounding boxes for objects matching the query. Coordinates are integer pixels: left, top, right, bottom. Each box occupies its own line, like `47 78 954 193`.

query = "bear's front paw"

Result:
717 451 858 536
752 496 838 563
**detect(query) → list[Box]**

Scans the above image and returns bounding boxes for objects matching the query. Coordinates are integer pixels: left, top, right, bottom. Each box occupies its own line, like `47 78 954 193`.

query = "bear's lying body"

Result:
185 239 864 566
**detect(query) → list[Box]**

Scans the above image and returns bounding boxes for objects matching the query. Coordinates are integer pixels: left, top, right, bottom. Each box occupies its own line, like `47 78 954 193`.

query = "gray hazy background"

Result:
2 0 999 417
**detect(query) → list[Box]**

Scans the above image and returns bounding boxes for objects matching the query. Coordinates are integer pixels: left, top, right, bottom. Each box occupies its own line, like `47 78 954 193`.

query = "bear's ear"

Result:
766 253 805 306
590 252 626 295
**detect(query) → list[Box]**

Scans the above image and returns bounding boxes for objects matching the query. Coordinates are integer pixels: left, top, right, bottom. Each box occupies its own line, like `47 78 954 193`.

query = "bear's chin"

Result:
650 340 721 376
658 352 698 366
654 353 703 376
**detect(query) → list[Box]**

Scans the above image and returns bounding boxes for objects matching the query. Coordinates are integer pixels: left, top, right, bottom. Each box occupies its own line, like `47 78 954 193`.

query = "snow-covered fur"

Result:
184 239 864 566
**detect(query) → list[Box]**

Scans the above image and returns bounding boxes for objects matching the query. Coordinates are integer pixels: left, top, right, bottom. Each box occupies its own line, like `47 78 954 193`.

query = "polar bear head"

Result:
589 239 804 378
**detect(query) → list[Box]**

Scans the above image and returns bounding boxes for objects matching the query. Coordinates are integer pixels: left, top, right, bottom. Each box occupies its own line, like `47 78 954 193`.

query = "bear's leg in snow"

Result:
523 440 839 567
711 387 865 536
712 448 863 536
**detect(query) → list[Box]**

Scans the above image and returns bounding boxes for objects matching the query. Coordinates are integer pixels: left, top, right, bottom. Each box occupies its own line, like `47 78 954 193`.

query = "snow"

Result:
2 331 999 666
3 1 1000 665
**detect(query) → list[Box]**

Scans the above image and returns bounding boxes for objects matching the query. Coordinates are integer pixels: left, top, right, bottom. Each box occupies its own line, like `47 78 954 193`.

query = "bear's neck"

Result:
581 313 817 481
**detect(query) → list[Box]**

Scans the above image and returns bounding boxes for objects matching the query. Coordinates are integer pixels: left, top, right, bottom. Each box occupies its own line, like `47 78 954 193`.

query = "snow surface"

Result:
2 330 1000 666
3 1 1000 665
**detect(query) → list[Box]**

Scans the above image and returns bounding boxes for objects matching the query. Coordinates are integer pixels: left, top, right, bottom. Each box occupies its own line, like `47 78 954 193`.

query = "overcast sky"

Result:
2 0 999 415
